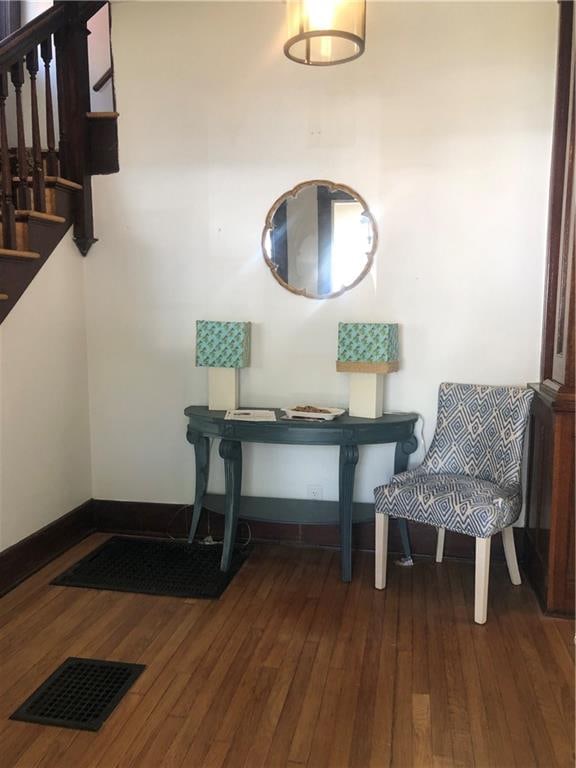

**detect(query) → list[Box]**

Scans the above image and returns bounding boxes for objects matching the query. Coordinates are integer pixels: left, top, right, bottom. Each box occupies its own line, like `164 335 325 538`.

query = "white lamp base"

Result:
349 373 384 419
208 368 238 411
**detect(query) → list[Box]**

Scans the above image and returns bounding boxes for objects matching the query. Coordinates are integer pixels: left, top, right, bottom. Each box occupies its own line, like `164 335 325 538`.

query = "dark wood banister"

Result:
0 5 67 70
0 0 109 255
0 2 106 70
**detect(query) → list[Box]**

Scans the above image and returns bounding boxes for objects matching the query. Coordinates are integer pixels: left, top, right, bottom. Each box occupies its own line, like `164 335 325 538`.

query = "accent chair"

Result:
373 382 534 624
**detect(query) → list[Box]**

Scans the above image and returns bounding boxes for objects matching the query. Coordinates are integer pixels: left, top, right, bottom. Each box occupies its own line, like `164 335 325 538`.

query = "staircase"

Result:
0 1 118 324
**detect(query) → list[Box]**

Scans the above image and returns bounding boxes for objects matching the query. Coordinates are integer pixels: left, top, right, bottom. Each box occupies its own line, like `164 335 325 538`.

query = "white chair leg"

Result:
435 527 445 563
375 513 389 589
502 526 521 585
474 537 491 624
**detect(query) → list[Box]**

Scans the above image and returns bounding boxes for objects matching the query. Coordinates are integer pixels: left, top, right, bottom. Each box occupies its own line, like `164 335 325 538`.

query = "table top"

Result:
184 406 418 446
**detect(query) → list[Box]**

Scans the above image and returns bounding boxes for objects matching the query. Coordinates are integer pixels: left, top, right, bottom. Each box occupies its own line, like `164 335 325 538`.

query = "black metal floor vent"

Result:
52 535 250 599
10 657 145 731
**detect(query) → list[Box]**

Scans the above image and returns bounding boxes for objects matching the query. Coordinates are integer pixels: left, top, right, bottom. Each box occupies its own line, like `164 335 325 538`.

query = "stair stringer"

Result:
0 181 79 325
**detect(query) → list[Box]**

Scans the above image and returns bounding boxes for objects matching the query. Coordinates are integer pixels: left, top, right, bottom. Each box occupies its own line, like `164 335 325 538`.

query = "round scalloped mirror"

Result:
262 180 377 299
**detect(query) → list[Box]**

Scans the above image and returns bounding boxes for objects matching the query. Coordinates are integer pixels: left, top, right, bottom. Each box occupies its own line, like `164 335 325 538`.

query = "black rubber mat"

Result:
10 657 145 731
52 536 249 599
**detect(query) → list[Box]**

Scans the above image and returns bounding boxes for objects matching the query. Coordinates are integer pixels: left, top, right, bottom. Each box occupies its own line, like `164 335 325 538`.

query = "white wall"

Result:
0 237 92 551
85 1 557 507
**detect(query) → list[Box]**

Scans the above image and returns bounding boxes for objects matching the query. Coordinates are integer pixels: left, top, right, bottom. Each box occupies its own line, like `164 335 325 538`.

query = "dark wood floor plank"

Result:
463 565 519 768
175 625 266 767
436 564 475 767
158 551 294 766
411 562 430 696
447 563 493 768
425 565 455 766
220 665 278 768
178 568 300 765
91 672 186 768
507 584 575 747
349 585 386 768
471 567 537 768
285 555 348 765
289 560 369 764
115 673 194 768
368 563 401 768
0 534 108 623
218 596 318 748
0 536 572 768
328 556 373 768
264 639 319 767
509 598 575 766
412 692 433 768
491 577 562 768
0 589 114 719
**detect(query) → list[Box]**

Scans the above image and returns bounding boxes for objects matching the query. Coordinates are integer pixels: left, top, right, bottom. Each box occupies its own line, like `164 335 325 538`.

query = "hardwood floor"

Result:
0 534 573 768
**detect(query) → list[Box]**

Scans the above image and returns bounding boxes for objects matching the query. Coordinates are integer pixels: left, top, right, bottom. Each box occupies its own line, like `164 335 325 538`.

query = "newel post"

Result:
54 1 97 255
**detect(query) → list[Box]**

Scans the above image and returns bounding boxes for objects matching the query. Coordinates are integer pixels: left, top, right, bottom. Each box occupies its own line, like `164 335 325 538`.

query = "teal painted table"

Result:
184 406 419 582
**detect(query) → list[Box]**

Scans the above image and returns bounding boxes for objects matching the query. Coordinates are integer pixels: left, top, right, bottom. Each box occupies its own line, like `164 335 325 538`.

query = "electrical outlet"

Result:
307 484 323 500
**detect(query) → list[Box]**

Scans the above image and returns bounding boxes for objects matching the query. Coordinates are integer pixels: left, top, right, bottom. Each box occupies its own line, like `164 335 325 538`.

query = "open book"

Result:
224 409 277 422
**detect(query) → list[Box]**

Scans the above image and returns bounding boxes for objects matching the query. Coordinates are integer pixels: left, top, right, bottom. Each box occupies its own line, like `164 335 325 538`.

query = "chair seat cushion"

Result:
374 471 521 538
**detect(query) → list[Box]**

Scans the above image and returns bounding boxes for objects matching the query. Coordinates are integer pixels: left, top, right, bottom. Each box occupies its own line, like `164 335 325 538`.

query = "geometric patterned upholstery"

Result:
374 383 534 538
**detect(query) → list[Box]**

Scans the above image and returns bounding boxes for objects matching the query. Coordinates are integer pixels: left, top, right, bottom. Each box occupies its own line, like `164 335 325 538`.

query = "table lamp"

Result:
196 321 251 411
337 322 399 418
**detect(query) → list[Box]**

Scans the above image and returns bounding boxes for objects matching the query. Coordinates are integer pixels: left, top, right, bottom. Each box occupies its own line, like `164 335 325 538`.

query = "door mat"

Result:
52 536 249 599
10 657 145 731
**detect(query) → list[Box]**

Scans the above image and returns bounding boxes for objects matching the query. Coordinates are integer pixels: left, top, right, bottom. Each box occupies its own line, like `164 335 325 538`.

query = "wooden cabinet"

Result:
524 1 575 616
525 385 574 614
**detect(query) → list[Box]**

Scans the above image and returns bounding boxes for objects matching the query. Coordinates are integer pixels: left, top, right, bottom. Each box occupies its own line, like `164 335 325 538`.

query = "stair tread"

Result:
0 248 41 260
12 175 83 191
86 111 119 119
0 210 66 224
45 176 83 191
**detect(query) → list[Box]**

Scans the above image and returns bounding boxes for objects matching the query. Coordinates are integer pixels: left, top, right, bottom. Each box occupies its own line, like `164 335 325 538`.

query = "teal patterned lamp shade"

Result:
196 321 251 368
336 322 399 373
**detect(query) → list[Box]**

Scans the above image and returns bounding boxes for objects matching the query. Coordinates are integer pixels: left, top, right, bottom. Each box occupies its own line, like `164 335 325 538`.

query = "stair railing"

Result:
0 1 107 254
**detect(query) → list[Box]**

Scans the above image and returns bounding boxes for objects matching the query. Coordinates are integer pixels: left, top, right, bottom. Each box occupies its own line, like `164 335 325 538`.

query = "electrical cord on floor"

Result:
197 519 252 549
240 520 252 549
166 503 193 541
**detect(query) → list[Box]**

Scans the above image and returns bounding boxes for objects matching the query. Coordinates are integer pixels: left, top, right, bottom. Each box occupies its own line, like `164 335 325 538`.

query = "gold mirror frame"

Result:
261 179 378 300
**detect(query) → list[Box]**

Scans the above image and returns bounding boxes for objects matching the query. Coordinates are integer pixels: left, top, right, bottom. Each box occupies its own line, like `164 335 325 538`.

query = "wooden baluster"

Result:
25 46 45 212
0 71 16 249
10 59 30 210
40 37 58 176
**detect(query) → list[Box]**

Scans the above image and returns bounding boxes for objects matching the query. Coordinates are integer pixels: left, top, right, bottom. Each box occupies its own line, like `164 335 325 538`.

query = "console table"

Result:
184 406 419 581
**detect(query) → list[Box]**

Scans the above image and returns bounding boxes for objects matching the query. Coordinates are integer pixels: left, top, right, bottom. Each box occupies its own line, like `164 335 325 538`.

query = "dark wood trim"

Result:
541 0 573 381
91 498 521 562
525 1 575 618
0 500 95 596
55 4 96 255
524 385 575 616
0 496 527 598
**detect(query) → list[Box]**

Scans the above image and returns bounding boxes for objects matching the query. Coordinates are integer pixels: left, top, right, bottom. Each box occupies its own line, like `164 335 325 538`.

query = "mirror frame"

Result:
261 179 378 300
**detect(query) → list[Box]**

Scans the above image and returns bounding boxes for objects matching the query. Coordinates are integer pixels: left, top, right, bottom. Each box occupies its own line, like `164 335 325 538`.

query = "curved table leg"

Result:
394 435 419 560
188 434 210 544
339 444 359 582
219 438 243 572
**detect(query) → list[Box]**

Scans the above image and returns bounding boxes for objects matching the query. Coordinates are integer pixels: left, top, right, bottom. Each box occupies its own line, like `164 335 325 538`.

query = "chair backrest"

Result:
422 382 534 489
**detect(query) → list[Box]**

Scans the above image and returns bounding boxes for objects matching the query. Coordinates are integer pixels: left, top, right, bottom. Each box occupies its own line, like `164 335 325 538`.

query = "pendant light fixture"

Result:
284 0 366 66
